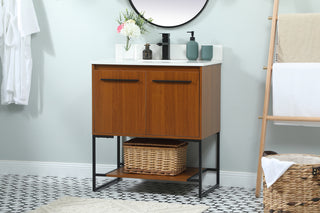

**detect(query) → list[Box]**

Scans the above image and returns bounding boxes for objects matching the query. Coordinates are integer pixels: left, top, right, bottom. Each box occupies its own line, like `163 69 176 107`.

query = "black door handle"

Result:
101 79 139 82
152 80 192 84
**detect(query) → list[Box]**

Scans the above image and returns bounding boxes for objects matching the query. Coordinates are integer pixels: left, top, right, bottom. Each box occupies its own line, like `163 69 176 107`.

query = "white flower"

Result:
125 19 135 24
120 22 141 38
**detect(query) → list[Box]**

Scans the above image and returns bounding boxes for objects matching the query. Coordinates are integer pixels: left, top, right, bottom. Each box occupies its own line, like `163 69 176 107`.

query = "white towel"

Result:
272 63 320 126
261 157 295 188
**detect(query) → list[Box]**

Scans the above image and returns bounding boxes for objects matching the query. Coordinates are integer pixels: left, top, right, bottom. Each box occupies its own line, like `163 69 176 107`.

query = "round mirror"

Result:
129 0 208 28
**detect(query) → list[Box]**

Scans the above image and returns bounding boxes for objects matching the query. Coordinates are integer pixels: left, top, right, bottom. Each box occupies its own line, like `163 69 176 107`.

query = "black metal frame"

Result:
128 0 209 29
92 133 220 198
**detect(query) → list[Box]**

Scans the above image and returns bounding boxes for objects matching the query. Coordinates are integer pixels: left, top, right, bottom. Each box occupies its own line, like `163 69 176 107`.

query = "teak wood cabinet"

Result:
92 64 221 140
92 63 221 198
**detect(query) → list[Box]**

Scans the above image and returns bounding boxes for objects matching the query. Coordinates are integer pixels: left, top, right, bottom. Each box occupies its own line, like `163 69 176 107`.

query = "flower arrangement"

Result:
117 9 152 51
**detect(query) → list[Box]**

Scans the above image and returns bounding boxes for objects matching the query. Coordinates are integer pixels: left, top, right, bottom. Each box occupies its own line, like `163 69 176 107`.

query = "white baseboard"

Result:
220 170 256 188
0 160 256 188
0 160 115 179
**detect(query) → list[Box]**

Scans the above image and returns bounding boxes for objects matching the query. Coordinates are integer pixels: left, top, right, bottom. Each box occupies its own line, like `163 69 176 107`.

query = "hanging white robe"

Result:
1 0 39 105
0 1 4 67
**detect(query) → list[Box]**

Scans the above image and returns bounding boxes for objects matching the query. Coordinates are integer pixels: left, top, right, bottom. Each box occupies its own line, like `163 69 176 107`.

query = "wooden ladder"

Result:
255 0 320 197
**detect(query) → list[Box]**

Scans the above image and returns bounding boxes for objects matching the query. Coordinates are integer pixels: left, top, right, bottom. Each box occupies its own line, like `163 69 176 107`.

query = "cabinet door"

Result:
146 71 200 138
92 70 146 135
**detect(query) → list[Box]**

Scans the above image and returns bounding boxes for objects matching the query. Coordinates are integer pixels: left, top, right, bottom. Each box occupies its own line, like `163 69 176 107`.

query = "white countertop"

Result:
91 59 222 67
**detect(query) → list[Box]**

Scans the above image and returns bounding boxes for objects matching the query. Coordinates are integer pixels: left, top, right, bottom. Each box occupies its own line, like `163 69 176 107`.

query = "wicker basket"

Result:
263 154 320 213
123 138 187 176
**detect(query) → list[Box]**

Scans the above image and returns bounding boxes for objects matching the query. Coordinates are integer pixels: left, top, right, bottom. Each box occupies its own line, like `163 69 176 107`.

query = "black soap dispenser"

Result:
186 31 199 60
143 43 152 60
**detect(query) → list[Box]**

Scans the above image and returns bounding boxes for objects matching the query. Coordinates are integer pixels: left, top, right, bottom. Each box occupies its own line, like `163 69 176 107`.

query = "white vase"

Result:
115 44 136 60
123 47 135 59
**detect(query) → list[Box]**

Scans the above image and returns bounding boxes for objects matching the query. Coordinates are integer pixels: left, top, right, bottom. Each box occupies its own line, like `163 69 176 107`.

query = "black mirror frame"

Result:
128 0 209 28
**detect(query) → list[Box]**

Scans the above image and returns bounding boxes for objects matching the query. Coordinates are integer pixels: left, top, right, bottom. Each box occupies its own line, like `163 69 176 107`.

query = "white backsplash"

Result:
115 44 223 62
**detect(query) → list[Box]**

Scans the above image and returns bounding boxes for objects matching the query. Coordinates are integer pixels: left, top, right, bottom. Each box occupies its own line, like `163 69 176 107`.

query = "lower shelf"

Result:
106 167 200 182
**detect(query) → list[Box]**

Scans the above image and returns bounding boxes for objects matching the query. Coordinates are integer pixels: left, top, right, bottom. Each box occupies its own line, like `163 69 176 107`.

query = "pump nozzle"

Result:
187 31 195 41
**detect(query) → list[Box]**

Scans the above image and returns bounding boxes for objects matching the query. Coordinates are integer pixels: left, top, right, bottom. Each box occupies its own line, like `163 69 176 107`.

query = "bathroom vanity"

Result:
91 59 221 198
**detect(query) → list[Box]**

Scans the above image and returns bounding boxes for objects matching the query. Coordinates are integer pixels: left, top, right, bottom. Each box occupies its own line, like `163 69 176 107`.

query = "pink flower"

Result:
117 23 124 33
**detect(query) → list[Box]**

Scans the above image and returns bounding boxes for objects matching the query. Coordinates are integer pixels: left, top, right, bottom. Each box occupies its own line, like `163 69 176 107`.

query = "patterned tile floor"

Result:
0 174 263 213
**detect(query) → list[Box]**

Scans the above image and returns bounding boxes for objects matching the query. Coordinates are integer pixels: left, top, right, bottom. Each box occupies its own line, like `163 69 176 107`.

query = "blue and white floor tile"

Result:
0 174 263 213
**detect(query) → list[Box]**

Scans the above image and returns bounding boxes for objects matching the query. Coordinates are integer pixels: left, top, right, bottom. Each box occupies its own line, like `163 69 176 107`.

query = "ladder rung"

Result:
259 116 320 122
262 66 273 71
268 16 278 20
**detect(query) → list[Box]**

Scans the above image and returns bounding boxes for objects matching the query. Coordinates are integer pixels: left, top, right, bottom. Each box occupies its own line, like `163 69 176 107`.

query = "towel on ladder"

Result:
273 63 320 126
277 13 320 63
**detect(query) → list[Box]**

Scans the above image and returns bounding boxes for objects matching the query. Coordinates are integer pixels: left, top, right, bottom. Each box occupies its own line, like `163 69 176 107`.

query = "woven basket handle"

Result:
263 150 278 156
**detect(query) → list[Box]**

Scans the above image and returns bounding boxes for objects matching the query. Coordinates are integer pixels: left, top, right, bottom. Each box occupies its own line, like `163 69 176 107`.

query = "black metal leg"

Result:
117 136 121 168
92 135 122 192
192 132 220 198
92 135 96 191
217 132 220 185
199 140 202 198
